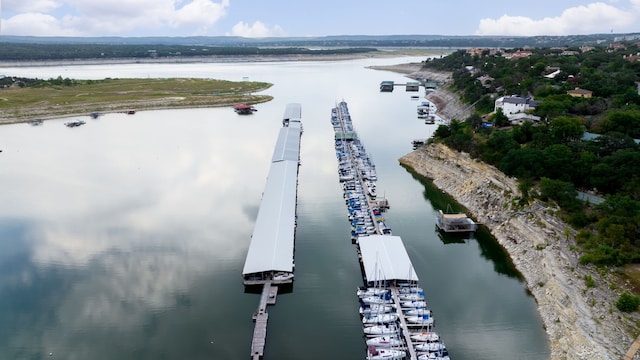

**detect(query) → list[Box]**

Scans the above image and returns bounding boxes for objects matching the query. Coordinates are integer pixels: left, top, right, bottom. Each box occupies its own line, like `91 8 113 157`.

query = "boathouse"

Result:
358 235 418 286
405 81 420 92
380 81 394 92
242 104 302 286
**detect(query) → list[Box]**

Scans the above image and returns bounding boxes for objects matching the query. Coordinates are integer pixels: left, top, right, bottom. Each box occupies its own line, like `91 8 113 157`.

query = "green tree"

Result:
616 292 640 312
550 116 584 143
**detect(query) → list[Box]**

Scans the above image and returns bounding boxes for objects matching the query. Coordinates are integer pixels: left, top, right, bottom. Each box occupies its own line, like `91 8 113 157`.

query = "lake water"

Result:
0 57 550 360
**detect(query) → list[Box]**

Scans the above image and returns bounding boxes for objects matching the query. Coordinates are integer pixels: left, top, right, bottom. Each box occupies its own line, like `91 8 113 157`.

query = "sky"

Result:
0 0 639 38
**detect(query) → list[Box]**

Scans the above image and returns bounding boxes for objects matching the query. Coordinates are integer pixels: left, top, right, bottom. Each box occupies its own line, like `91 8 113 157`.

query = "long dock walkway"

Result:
251 282 278 359
391 287 418 360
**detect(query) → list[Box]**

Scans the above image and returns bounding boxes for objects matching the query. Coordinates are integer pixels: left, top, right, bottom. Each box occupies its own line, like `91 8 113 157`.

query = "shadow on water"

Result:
402 164 523 280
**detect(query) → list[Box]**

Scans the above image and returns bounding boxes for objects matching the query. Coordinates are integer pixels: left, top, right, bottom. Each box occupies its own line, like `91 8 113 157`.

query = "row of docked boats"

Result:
359 286 450 360
332 101 391 243
417 101 436 124
330 100 450 360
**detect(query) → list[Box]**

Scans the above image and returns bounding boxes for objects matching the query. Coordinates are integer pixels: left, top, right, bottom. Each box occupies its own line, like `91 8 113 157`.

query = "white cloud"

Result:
2 13 83 36
475 2 637 36
1 0 230 36
226 20 286 38
3 0 61 13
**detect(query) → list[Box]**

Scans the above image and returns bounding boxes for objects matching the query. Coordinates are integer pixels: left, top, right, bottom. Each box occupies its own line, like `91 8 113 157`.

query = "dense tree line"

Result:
425 43 640 266
0 43 376 61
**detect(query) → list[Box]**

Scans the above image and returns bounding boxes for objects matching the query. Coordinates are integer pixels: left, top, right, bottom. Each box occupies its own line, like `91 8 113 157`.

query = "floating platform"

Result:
436 209 477 233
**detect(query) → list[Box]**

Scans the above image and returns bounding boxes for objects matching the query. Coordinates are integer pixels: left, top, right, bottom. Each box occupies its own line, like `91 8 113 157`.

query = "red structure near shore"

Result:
234 103 257 114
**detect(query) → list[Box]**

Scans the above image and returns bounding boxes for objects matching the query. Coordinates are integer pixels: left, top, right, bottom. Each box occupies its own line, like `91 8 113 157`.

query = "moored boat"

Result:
366 336 403 348
415 342 447 352
363 324 400 336
367 346 406 360
410 331 440 343
362 313 398 324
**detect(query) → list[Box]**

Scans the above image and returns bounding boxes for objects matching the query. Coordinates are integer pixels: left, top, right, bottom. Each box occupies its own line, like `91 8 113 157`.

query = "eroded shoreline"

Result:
380 63 640 359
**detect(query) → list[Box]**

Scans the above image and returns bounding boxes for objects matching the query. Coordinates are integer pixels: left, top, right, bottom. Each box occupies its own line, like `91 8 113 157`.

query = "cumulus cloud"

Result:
475 2 638 36
3 0 62 13
226 20 286 38
1 0 230 36
2 12 83 36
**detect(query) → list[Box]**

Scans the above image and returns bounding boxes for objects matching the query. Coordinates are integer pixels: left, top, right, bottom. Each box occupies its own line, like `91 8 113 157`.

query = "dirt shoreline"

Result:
377 63 640 359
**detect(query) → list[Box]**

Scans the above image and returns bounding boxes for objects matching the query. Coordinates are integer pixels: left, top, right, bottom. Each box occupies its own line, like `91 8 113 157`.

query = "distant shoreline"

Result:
0 50 447 68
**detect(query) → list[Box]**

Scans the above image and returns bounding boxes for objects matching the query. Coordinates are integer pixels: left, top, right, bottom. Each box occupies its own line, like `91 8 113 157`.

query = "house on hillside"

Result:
495 95 537 117
567 87 593 98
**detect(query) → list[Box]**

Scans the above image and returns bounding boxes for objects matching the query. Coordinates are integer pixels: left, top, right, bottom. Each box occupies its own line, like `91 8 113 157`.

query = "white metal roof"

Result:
242 103 302 276
282 103 302 122
271 126 301 162
358 235 419 283
242 160 299 275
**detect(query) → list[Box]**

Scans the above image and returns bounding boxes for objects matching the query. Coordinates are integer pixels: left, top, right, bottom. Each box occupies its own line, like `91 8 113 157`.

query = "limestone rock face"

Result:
399 143 639 360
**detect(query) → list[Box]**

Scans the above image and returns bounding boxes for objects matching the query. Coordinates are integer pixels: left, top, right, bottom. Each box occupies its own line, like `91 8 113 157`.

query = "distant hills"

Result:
2 33 640 48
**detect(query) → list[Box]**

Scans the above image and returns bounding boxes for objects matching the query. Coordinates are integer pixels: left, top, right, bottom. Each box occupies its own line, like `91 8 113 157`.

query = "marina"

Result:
242 103 302 358
0 57 550 360
331 101 450 360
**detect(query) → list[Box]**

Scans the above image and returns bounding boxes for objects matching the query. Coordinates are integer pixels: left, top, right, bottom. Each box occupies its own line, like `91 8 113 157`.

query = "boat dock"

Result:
250 282 278 360
331 101 450 360
243 104 302 359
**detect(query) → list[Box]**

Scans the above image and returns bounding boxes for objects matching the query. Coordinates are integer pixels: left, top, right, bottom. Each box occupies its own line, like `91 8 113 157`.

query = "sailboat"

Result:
366 345 406 360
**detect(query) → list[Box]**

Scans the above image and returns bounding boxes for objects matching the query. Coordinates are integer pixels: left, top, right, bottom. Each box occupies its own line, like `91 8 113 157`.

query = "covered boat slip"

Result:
358 235 419 286
242 103 302 286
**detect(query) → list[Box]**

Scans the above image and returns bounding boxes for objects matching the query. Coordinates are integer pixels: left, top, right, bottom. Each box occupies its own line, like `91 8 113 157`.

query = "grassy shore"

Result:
0 78 273 124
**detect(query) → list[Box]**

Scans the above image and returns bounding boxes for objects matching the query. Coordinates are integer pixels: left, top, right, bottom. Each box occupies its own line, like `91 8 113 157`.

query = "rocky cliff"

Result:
400 143 639 360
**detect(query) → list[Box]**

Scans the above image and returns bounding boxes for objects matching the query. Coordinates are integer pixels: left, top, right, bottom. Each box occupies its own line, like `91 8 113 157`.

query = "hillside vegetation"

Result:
422 43 640 268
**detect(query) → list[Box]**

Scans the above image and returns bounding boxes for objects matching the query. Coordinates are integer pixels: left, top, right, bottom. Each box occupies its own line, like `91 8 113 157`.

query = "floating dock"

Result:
243 104 302 359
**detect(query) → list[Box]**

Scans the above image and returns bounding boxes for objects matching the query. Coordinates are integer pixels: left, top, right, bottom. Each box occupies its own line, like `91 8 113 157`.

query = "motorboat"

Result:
64 120 86 127
272 272 294 282
366 336 403 348
363 324 400 336
366 346 406 360
410 331 440 343
362 313 398 324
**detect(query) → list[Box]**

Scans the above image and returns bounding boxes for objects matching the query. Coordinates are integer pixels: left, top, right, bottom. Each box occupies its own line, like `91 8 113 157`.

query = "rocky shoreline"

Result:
382 63 640 359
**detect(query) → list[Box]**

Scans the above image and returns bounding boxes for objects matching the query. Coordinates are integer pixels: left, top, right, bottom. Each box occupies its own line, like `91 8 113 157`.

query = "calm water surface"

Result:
0 57 550 359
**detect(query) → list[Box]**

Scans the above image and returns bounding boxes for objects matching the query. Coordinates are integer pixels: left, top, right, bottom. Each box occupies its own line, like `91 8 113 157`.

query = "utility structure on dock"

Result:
242 103 302 359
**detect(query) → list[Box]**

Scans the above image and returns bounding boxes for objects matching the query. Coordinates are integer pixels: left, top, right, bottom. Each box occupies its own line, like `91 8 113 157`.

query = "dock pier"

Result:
242 104 302 359
251 282 278 359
